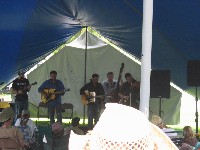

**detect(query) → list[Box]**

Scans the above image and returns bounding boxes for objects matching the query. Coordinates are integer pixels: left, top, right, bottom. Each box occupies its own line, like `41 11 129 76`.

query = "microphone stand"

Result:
195 86 199 134
28 101 39 125
129 82 133 107
158 96 163 117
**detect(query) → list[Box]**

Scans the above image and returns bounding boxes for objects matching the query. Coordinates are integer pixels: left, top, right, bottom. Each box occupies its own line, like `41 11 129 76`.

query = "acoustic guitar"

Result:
81 92 106 105
41 88 70 103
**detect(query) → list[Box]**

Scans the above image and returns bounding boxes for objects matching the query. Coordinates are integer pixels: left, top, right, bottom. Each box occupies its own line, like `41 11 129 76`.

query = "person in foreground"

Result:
68 103 178 150
151 115 178 138
64 117 84 135
15 110 38 145
182 126 198 147
0 107 24 149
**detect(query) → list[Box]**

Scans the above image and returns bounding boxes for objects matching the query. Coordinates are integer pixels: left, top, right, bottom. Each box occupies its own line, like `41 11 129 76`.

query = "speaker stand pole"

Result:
195 86 199 134
129 92 132 107
159 96 162 117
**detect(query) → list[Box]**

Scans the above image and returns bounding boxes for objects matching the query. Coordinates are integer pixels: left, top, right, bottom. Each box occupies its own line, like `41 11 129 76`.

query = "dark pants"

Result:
87 102 100 128
48 104 62 124
15 100 28 122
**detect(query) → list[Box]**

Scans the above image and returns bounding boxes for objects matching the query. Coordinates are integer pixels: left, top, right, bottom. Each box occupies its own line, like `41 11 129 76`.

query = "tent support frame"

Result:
83 26 88 125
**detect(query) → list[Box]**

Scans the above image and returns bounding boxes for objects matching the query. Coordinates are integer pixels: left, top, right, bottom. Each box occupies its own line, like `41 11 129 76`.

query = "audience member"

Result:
43 122 69 150
52 122 64 138
15 110 38 145
179 143 194 150
182 126 198 147
151 115 177 138
64 117 84 135
0 107 24 149
194 142 200 150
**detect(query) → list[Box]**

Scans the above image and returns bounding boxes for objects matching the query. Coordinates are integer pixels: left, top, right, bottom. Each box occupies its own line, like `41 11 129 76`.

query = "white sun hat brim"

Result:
69 103 178 150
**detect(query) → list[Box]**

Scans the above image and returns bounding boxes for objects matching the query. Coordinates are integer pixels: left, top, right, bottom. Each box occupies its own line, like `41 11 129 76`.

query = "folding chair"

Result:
61 103 73 120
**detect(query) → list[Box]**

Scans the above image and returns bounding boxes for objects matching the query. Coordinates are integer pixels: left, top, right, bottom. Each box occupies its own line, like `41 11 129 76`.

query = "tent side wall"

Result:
28 45 181 124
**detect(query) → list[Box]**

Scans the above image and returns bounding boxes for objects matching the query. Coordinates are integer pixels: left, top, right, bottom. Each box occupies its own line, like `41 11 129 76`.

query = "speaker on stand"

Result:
150 70 170 117
187 60 200 134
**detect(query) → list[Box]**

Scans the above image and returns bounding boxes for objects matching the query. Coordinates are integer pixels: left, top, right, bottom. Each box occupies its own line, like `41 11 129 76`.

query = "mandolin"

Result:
11 82 37 98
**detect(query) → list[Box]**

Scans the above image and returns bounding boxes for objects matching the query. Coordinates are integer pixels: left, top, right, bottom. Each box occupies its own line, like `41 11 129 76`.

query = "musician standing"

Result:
38 70 65 124
118 73 140 109
102 72 118 103
10 70 31 121
80 74 105 129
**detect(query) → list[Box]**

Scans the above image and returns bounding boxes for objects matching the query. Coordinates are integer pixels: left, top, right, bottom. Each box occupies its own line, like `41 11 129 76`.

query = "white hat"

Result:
151 115 163 126
22 110 30 115
69 103 178 150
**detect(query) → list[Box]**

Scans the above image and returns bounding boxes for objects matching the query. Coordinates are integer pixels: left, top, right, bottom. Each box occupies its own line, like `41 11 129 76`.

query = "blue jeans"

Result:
88 103 99 128
14 100 28 122
48 104 62 124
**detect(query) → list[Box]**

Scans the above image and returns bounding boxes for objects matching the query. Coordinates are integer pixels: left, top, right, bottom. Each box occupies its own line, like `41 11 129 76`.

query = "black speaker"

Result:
150 70 170 98
187 60 200 86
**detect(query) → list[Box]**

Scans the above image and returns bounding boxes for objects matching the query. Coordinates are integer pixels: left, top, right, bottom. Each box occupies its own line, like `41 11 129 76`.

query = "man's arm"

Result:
38 81 47 93
14 118 21 126
25 79 31 92
80 84 88 95
102 81 108 95
58 80 66 95
118 84 129 100
10 80 18 94
99 84 105 95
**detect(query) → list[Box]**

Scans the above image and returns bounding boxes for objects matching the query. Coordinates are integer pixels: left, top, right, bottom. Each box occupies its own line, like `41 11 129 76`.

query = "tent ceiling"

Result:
0 0 200 97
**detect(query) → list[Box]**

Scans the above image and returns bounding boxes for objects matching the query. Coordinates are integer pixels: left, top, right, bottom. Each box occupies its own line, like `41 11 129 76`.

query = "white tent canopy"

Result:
27 32 181 124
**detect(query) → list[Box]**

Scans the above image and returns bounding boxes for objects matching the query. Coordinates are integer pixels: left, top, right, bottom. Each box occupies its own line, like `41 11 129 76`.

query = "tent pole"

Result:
83 26 88 125
140 0 153 118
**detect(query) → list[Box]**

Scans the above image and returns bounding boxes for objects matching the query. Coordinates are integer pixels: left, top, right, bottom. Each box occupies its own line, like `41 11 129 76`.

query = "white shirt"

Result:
15 118 38 139
162 128 178 137
102 79 117 95
102 79 118 103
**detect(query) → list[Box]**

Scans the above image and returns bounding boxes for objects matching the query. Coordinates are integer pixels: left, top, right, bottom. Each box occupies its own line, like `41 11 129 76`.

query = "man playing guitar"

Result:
80 74 105 129
38 70 65 124
118 73 140 109
10 70 31 122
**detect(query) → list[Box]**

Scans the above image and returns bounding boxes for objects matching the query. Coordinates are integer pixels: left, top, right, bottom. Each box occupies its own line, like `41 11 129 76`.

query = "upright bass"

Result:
112 63 124 103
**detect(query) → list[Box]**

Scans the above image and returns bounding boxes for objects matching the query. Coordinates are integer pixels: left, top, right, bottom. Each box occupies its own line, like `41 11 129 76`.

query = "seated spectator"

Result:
151 115 178 138
64 117 84 135
43 122 69 150
15 110 38 146
52 122 64 138
182 126 198 147
194 142 200 150
0 107 24 149
179 143 194 150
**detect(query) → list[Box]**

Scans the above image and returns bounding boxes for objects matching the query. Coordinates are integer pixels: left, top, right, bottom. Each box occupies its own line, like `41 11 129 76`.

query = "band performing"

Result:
9 67 140 128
